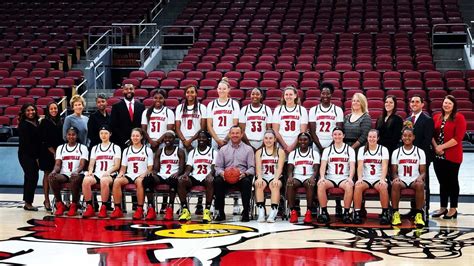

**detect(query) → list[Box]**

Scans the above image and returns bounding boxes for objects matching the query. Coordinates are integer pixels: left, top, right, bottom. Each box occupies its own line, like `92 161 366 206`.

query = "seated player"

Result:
149 131 185 220
110 128 153 220
49 127 89 216
391 126 427 228
82 126 121 218
177 130 216 223
317 127 356 224
353 129 390 225
286 132 320 224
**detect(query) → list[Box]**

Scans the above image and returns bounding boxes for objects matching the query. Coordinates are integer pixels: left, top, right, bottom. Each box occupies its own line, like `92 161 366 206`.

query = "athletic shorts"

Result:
363 179 381 189
248 140 262 150
327 178 346 188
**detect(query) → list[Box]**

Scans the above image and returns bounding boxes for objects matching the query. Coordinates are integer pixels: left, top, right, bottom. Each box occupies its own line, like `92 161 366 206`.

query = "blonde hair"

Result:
70 95 85 108
352 93 368 114
218 77 231 88
280 85 300 106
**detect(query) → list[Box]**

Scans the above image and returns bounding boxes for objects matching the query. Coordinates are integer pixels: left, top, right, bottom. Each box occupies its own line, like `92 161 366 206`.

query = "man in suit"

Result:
110 84 145 210
110 84 145 149
406 94 434 217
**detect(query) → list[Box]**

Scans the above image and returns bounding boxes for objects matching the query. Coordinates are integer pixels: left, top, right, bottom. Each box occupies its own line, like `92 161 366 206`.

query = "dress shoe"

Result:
23 205 38 211
443 211 458 219
432 209 448 218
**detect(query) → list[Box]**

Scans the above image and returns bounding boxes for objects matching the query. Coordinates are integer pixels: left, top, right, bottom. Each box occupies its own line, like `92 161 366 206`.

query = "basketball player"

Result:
207 77 240 150
308 82 344 153
239 88 273 150
141 89 175 151
177 130 216 223
353 129 390 225
391 126 427 228
255 130 286 223
317 127 356 224
175 85 207 152
273 86 308 153
49 127 89 216
207 77 241 213
149 131 185 221
287 132 320 224
110 128 153 220
82 126 121 218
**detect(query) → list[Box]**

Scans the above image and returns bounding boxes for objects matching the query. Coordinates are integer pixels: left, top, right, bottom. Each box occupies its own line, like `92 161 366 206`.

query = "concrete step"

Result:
435 60 467 70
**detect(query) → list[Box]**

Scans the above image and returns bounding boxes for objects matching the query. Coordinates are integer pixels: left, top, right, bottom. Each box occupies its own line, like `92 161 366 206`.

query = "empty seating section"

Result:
117 0 472 132
0 0 155 127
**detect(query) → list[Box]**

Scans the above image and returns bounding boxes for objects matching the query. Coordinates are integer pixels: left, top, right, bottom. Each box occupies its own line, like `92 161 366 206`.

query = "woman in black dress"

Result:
375 95 403 155
18 103 41 211
39 102 63 211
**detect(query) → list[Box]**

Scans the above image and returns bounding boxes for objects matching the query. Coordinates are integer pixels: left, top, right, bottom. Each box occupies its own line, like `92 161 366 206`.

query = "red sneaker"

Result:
145 207 157 220
303 210 312 224
110 208 124 219
55 201 66 216
98 205 107 218
82 204 95 218
289 210 298 223
133 207 144 220
164 207 173 221
67 203 78 216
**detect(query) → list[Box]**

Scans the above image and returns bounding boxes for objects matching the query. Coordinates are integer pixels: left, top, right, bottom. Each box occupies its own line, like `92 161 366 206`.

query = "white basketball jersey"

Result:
239 104 273 142
207 99 240 138
56 143 89 175
141 107 175 140
121 145 153 180
159 147 180 179
90 143 121 177
392 146 426 181
260 147 280 181
309 104 344 148
187 146 217 181
288 148 320 180
273 105 308 144
322 144 356 182
357 145 389 182
175 103 207 139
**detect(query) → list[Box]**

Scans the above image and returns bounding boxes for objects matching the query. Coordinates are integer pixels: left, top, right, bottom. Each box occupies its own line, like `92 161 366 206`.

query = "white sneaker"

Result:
210 204 215 215
233 201 241 215
267 208 278 223
257 207 266 222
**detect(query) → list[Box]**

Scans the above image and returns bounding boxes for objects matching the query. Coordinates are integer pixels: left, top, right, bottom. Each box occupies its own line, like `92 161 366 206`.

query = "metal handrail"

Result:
140 30 161 66
58 96 68 117
150 0 165 21
468 27 473 57
86 30 112 61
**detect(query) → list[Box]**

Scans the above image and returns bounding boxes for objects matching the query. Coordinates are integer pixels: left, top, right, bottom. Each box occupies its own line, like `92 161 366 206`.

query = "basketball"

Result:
224 167 241 184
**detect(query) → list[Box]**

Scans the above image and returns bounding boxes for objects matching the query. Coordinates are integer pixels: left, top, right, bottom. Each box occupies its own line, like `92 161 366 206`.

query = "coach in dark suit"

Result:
407 94 434 216
110 84 145 149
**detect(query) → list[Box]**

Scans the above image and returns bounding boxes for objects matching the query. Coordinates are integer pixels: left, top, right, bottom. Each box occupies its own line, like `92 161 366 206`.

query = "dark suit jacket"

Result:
411 112 434 163
110 99 145 148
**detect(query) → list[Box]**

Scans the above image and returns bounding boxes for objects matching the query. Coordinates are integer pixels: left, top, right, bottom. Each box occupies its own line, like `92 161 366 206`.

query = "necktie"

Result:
411 115 416 124
128 102 133 121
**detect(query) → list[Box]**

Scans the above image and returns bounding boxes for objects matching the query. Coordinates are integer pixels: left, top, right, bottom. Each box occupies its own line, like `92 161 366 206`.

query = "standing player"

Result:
207 77 241 213
177 130 216 223
317 127 356 224
82 126 121 218
175 85 207 152
141 90 175 151
308 82 344 153
239 88 273 150
207 77 240 149
255 130 286 223
286 132 320 224
273 86 308 153
49 127 89 216
110 128 153 220
391 125 427 228
149 131 185 221
353 129 390 225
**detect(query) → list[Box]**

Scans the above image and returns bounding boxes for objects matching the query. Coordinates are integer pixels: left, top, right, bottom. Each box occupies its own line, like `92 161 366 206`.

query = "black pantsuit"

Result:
18 119 41 204
214 175 253 213
433 158 461 208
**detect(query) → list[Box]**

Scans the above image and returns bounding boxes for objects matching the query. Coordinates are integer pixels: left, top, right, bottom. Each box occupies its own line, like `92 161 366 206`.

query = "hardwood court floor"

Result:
0 193 473 266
